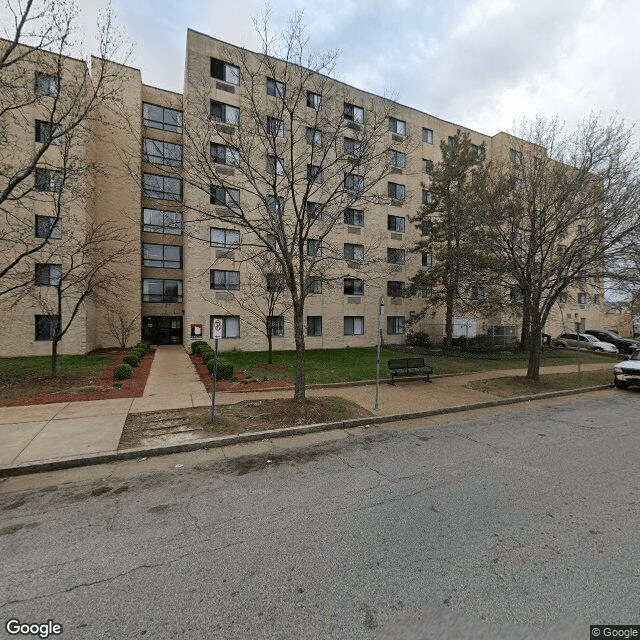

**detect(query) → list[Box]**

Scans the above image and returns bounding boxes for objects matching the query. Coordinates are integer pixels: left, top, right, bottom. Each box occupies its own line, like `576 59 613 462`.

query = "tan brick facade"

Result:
0 32 605 357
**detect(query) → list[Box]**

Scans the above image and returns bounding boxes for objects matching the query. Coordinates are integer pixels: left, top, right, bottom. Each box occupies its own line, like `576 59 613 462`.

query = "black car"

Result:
584 330 640 355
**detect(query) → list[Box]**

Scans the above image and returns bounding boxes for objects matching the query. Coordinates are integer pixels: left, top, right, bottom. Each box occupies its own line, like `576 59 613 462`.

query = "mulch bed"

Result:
0 349 155 407
190 355 293 392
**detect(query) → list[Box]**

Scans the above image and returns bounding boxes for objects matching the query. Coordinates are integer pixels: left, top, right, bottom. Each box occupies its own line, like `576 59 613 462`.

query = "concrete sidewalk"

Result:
0 345 614 475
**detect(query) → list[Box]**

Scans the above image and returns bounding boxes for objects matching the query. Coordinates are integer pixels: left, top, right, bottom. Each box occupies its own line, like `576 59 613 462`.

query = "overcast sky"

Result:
75 0 638 141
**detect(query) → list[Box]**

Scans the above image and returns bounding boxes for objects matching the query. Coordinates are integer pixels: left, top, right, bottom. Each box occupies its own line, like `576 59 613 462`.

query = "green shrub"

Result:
131 348 145 360
191 341 209 355
135 343 148 354
200 348 214 362
114 364 132 380
123 354 139 367
207 357 233 380
406 331 431 348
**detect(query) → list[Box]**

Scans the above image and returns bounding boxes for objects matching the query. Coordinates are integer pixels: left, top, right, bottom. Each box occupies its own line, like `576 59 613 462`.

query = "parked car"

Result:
584 330 640 355
553 333 619 353
613 349 640 389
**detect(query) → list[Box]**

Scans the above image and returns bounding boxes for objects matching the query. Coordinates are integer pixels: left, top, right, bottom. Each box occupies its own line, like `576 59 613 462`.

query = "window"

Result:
558 292 568 304
387 316 405 335
35 263 61 286
266 116 284 138
307 276 322 294
422 251 432 267
143 244 182 269
387 248 405 264
388 150 406 168
471 286 485 300
143 103 182 132
142 279 182 303
143 139 182 166
35 73 59 97
344 316 364 335
593 293 600 304
35 168 62 192
422 159 433 173
266 273 284 292
344 173 364 193
210 316 240 338
389 117 406 136
210 58 239 84
343 103 364 124
35 215 61 239
420 285 433 298
344 278 364 295
268 155 285 175
307 91 322 110
266 77 285 97
35 120 61 145
210 227 240 248
448 136 456 148
306 128 323 147
422 127 433 144
143 209 182 235
267 195 284 216
210 186 240 208
267 234 282 253
577 292 587 304
307 164 323 183
422 190 433 204
210 100 239 125
388 182 405 201
510 149 523 165
211 143 239 166
307 239 322 257
344 243 364 263
143 174 182 201
344 138 364 157
387 215 405 232
387 281 405 297
578 224 587 237
343 208 364 226
510 287 523 302
471 144 484 159
35 314 60 341
210 269 240 290
267 315 284 337
307 316 322 336
306 201 323 220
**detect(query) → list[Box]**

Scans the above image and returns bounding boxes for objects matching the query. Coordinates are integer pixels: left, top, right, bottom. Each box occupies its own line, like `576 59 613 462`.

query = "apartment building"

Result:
0 29 605 357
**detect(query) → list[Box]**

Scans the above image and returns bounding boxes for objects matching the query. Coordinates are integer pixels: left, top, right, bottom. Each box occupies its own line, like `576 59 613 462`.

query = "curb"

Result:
0 384 612 478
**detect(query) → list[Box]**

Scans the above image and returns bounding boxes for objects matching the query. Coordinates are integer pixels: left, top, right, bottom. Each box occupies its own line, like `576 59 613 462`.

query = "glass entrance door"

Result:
142 316 183 345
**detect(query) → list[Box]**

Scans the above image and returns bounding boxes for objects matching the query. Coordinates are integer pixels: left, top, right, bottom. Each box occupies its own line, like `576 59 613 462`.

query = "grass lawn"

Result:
0 354 115 404
466 369 613 397
219 346 615 385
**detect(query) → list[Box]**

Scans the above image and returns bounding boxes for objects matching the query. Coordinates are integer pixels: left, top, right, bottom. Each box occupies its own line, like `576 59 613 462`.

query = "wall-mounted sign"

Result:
190 324 203 340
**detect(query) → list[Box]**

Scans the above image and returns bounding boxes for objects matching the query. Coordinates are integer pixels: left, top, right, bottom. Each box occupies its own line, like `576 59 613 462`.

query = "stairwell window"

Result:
343 102 364 124
389 117 406 136
210 100 239 125
210 58 240 85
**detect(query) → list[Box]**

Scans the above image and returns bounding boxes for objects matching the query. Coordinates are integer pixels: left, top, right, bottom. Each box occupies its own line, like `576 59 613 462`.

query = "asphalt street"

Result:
1 393 639 639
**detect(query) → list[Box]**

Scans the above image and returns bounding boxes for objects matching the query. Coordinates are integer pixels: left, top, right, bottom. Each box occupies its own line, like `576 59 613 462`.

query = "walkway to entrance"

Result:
130 345 210 413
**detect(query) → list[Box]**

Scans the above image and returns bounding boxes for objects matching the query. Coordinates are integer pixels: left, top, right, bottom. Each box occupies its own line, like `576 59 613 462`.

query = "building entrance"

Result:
142 316 183 345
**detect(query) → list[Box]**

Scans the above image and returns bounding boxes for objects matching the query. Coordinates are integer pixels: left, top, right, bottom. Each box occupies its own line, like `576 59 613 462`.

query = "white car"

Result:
613 349 640 389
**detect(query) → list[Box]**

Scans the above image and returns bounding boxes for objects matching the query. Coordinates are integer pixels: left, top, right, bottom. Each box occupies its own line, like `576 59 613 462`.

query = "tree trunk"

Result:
445 291 454 349
51 339 60 378
526 323 543 381
519 298 531 352
267 333 273 364
292 300 306 403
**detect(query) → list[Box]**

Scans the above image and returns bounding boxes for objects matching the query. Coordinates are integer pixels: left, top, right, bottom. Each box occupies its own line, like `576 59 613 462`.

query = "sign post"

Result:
575 321 581 379
375 296 385 411
211 318 223 421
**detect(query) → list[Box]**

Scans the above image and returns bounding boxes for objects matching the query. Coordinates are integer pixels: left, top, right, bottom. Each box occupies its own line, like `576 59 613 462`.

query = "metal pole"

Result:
211 338 219 422
375 296 384 411
575 322 581 379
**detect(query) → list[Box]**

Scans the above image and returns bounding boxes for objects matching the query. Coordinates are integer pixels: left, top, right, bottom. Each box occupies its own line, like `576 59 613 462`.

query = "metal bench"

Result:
387 357 433 385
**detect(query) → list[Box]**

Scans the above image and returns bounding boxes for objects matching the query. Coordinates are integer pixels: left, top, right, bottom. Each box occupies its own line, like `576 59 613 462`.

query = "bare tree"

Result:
0 0 128 295
477 116 640 380
176 13 404 402
11 218 133 376
210 253 293 364
408 130 497 348
105 307 141 350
